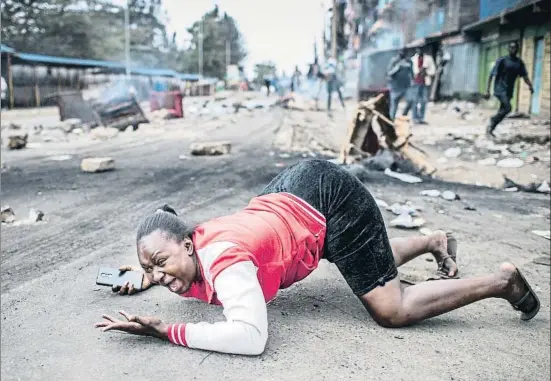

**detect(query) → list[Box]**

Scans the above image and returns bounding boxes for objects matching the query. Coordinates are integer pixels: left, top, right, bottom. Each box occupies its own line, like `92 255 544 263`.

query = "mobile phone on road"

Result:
96 266 144 291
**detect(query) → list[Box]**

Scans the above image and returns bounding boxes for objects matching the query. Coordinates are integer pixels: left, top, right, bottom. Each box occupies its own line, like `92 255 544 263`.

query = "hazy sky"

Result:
163 0 327 76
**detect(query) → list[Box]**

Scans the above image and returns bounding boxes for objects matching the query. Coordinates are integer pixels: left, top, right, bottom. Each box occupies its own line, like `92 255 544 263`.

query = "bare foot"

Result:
429 230 458 277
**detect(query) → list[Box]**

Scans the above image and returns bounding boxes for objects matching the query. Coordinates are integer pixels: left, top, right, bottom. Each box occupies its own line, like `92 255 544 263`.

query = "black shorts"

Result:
260 160 397 295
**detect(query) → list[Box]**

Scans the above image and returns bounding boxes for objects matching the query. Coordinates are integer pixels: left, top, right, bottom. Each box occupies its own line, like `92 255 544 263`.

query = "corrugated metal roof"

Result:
177 73 201 81
130 67 178 77
15 52 123 68
1 44 15 53
5 48 202 80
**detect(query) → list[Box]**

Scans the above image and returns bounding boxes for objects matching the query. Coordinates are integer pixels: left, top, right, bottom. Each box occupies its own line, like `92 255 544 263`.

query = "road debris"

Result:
1 206 16 223
49 155 73 161
421 189 441 197
29 208 45 222
90 126 119 140
463 203 477 211
387 203 419 216
390 213 425 229
384 168 422 183
502 176 550 194
531 230 550 240
442 190 460 201
62 118 83 133
190 141 232 156
477 157 497 166
419 227 433 236
444 147 462 158
374 198 389 209
81 157 116 173
496 158 524 168
338 93 435 175
7 134 28 150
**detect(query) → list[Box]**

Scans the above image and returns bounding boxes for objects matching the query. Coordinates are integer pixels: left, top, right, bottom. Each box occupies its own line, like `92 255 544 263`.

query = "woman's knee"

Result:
370 308 410 328
359 281 410 328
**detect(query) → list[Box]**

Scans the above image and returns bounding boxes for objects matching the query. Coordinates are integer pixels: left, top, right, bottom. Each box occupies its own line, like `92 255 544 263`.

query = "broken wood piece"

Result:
81 157 115 173
398 145 436 176
190 141 232 156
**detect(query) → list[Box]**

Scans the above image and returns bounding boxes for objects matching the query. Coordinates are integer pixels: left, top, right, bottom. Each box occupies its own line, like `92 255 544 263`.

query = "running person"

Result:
95 160 540 355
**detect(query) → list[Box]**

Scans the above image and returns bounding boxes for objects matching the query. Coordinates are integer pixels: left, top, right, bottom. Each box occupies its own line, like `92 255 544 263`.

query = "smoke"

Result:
359 0 425 54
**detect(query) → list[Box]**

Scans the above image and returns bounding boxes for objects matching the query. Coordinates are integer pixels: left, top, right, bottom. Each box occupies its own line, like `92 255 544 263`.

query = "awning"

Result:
424 30 460 43
405 38 426 48
463 0 542 31
1 44 15 54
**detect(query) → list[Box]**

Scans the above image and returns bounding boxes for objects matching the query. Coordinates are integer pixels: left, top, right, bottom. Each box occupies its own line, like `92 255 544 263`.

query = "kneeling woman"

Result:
95 160 540 355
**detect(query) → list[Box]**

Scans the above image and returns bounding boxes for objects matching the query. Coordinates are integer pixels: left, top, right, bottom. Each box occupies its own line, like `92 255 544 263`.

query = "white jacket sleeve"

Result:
167 261 268 355
425 55 436 77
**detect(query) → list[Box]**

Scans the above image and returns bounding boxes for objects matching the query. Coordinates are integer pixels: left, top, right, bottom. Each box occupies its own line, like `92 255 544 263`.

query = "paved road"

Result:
1 109 549 381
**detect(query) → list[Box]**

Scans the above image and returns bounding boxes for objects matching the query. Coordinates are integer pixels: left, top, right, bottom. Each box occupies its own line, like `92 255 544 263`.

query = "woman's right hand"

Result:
112 265 154 295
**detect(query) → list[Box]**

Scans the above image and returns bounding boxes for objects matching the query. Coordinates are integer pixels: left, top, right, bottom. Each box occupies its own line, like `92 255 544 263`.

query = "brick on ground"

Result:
80 157 115 173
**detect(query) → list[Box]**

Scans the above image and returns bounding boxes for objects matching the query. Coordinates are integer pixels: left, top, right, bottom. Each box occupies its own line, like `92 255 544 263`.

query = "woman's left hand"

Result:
94 311 168 339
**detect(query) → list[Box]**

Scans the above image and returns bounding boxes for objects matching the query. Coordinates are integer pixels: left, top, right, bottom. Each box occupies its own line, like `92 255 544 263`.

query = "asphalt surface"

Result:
1 109 550 381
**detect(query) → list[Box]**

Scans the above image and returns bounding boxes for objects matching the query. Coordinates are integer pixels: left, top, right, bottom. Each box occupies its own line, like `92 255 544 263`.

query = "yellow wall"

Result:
519 31 550 118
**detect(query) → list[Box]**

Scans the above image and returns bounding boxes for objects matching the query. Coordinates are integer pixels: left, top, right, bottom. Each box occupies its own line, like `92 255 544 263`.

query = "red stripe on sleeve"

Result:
167 323 188 346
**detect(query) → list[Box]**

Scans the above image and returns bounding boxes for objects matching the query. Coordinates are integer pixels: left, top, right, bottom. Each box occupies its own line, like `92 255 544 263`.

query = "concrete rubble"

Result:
80 157 116 173
496 158 524 168
190 141 232 156
390 213 425 229
90 126 119 140
420 189 441 197
7 134 28 150
441 190 459 201
1 206 16 223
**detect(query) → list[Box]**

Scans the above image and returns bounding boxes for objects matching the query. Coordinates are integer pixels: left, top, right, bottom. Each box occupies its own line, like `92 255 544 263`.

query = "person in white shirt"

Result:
1 76 7 109
403 46 436 124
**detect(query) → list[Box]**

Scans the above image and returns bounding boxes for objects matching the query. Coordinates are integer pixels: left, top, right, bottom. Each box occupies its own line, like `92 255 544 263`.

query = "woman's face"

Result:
137 230 197 294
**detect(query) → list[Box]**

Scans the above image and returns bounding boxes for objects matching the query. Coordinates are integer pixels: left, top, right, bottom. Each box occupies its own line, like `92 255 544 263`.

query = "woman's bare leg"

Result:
390 231 457 276
359 262 535 327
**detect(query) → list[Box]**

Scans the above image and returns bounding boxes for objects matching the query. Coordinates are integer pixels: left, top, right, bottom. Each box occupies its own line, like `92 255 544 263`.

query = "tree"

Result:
253 61 277 86
181 6 247 79
0 0 179 68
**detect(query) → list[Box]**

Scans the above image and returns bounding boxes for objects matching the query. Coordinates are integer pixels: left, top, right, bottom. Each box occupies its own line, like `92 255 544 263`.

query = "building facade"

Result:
464 0 550 117
352 0 549 118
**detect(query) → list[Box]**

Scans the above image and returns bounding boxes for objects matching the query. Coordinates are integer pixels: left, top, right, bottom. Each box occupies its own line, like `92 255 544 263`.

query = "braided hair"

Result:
136 204 195 244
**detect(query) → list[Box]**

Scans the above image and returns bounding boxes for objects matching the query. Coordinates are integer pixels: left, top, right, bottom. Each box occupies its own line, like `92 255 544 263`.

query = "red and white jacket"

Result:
166 192 326 355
